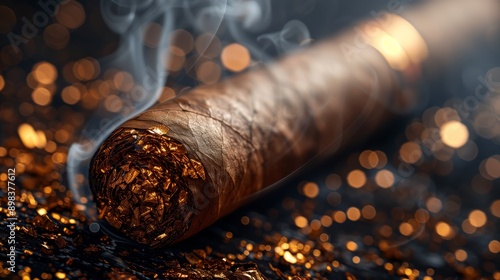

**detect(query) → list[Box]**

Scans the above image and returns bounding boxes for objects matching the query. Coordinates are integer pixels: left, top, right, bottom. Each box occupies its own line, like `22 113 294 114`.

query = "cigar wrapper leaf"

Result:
90 0 500 247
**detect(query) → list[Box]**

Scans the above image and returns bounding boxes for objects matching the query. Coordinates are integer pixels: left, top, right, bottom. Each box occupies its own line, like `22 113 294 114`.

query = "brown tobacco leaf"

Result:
90 126 207 247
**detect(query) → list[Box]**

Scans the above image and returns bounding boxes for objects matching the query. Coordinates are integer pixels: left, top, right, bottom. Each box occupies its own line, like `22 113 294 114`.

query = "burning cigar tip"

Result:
89 124 207 247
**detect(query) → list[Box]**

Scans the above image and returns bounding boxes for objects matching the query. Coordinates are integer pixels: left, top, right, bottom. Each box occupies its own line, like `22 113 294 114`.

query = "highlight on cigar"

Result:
64 0 500 247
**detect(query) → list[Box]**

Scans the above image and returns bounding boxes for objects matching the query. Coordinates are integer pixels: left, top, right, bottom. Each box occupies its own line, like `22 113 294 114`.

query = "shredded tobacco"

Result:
90 125 206 247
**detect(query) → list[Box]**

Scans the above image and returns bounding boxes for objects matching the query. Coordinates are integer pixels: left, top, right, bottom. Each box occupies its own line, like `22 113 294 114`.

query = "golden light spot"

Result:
143 22 162 48
61 85 81 105
440 121 469 148
37 208 47 215
221 43 251 72
415 209 429 223
352 256 361 264
362 205 376 219
384 263 394 271
375 150 388 168
461 219 476 234
319 233 329 242
346 241 358 251
313 249 321 257
18 123 46 149
455 249 467 262
32 87 52 106
225 232 233 239
294 216 308 228
484 156 500 179
274 246 284 255
399 222 414 236
104 95 123 113
303 182 319 198
426 197 442 213
375 169 395 188
0 147 6 157
43 186 52 194
33 62 57 84
491 200 500 218
346 169 366 188
435 221 454 239
468 210 487 228
52 152 67 164
363 15 428 71
367 151 380 168
347 207 361 221
73 57 100 81
333 211 346 223
400 142 422 164
0 75 4 90
55 129 69 143
359 150 376 169
56 0 85 29
489 240 500 253
283 251 297 264
359 150 382 169
241 216 250 225
196 60 221 84
310 219 321 230
435 107 460 127
55 271 66 279
320 215 332 227
112 71 134 91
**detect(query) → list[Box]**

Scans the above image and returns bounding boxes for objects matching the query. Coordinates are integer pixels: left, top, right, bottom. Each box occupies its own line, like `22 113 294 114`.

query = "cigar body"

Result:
90 0 500 247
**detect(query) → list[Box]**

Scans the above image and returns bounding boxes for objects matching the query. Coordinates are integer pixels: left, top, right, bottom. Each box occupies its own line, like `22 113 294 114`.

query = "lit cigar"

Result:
90 0 500 247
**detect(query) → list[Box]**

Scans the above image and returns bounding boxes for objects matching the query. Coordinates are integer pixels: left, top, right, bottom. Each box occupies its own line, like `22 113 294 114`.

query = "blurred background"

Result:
0 0 500 279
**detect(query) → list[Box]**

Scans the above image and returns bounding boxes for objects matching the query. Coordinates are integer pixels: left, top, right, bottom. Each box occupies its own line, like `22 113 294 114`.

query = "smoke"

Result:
67 0 340 217
67 0 178 217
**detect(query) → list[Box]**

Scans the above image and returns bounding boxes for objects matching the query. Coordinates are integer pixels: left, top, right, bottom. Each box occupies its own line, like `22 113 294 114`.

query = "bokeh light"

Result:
221 43 251 72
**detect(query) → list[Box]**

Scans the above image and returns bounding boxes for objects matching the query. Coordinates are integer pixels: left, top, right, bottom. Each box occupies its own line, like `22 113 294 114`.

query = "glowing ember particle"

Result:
375 169 395 188
399 222 414 236
455 249 467 262
435 221 454 239
491 200 500 218
32 87 52 106
294 216 308 228
346 241 358 251
302 182 319 198
489 240 500 253
33 62 57 84
283 251 297 264
346 207 361 221
221 43 251 72
440 121 469 148
346 169 366 188
468 210 487 227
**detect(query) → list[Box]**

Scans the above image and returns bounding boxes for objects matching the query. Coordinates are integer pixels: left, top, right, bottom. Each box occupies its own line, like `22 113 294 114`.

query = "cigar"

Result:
90 0 500 247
